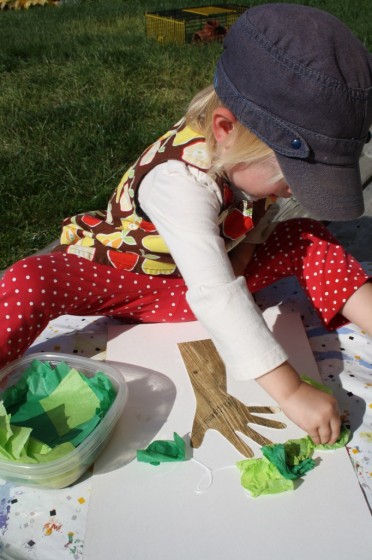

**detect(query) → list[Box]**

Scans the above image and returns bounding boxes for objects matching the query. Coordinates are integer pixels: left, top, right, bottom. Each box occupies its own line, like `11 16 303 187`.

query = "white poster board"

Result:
83 312 372 560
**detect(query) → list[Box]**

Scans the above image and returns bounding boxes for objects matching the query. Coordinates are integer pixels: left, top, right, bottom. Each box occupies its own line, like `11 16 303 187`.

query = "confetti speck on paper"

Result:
65 531 74 547
43 521 62 536
64 531 84 557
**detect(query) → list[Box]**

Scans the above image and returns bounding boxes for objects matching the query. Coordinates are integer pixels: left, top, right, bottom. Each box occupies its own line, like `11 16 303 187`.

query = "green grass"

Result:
1 0 371 269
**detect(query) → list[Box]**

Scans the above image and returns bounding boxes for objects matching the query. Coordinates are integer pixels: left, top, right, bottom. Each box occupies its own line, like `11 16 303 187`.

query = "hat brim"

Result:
276 155 365 221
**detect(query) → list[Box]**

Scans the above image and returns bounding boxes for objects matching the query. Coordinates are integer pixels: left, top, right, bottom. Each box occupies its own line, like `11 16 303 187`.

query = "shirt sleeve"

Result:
138 160 288 380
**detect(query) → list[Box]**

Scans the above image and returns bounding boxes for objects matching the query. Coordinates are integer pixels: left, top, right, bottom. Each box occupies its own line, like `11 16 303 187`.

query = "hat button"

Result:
291 138 302 149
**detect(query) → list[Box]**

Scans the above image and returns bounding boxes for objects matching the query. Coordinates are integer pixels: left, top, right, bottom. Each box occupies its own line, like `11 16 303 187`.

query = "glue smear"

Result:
191 458 236 494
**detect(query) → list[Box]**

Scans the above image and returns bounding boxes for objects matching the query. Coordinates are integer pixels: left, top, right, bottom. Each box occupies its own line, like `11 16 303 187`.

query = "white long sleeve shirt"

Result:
139 159 288 381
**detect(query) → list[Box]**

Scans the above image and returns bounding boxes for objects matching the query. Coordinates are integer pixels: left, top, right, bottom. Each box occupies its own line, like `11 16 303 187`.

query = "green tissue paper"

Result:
262 438 316 480
0 359 116 464
238 426 350 497
312 424 350 450
237 457 294 497
137 432 186 465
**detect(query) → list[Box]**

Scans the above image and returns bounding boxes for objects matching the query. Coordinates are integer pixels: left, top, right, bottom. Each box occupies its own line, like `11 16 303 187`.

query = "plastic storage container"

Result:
0 352 127 489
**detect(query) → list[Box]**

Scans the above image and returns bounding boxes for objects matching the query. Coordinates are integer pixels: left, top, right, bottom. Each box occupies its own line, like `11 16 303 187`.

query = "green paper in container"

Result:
0 353 127 488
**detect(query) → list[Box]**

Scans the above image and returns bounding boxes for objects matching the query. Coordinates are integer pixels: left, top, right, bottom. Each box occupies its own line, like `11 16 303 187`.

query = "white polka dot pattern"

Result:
0 218 369 367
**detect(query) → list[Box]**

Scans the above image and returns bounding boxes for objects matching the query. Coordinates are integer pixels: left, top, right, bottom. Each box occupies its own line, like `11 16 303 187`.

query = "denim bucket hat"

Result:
214 3 372 221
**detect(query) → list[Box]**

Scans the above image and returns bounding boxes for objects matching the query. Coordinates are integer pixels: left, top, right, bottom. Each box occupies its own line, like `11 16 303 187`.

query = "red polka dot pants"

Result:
0 253 195 367
0 218 369 367
245 218 369 329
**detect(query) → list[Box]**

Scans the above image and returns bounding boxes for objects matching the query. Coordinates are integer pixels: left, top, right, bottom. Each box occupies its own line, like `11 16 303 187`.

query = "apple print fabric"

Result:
55 119 267 276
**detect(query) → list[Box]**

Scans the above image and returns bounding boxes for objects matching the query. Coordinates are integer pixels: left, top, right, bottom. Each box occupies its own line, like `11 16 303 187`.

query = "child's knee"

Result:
1 255 55 298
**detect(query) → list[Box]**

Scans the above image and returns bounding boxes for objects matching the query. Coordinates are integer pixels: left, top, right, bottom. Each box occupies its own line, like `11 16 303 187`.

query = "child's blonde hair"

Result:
186 85 282 182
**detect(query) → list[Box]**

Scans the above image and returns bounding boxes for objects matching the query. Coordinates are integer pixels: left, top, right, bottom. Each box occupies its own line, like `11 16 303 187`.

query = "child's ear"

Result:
212 108 237 143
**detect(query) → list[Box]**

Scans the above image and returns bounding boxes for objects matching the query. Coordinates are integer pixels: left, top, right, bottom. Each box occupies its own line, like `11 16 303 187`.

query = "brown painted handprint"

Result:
178 339 286 458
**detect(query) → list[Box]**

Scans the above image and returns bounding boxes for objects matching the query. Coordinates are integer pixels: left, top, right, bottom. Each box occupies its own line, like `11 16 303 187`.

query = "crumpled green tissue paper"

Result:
137 432 186 465
0 359 116 464
312 424 350 450
297 376 351 449
237 457 294 497
237 426 350 497
262 437 316 480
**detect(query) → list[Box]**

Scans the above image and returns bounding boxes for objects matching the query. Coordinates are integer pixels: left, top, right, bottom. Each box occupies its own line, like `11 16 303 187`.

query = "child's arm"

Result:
257 361 341 445
139 162 340 444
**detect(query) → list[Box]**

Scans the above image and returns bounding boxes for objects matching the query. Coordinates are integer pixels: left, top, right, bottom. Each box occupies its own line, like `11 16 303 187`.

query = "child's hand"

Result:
257 361 341 445
279 382 341 445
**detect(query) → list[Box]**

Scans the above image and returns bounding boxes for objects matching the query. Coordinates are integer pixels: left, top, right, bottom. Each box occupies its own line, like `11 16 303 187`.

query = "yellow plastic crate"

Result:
145 4 247 44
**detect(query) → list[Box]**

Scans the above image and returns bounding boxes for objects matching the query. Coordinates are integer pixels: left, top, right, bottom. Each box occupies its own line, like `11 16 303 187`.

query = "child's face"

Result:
227 159 292 200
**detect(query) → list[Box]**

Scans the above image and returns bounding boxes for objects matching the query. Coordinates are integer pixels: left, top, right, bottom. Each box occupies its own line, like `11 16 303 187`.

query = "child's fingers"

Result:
309 430 321 445
328 416 342 445
310 416 341 445
317 426 333 445
317 408 341 445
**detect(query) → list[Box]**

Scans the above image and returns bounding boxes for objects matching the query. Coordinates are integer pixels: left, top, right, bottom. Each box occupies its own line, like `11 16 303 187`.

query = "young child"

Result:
1 4 372 446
